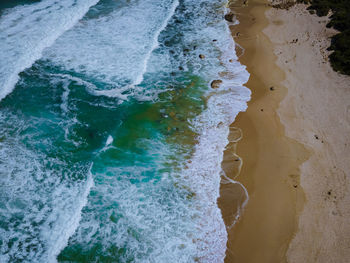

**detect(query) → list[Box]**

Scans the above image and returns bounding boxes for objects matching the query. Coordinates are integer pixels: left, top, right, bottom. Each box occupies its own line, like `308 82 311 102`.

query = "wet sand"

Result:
219 0 308 262
219 0 350 262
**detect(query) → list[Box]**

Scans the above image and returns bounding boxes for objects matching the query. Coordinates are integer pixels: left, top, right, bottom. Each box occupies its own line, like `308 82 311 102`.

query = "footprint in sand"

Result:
347 105 350 125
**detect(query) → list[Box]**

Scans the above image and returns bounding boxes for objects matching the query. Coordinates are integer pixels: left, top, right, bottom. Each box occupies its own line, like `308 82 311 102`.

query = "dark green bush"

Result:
306 0 350 75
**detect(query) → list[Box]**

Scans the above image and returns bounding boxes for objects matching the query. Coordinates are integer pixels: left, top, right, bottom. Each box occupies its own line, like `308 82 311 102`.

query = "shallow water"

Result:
0 0 250 262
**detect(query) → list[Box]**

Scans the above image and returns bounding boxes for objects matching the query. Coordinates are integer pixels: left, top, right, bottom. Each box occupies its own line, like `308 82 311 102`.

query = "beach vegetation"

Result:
272 0 350 75
304 0 350 75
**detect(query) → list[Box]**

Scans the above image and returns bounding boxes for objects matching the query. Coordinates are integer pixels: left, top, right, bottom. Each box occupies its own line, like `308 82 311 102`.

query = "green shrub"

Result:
306 0 350 75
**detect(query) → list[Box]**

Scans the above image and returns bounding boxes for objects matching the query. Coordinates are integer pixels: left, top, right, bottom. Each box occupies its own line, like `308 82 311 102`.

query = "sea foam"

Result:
43 0 180 95
175 4 251 261
0 0 100 101
0 112 94 262
0 0 250 262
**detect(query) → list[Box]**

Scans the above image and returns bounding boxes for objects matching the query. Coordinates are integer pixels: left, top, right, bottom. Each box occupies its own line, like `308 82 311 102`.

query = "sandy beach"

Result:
219 0 350 262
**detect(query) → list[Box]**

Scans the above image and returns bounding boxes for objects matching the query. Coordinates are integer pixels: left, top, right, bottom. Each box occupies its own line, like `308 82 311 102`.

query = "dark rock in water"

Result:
224 12 234 23
178 66 184 71
199 54 205 59
183 48 190 53
217 121 224 128
211 79 222 89
213 39 217 42
87 129 95 138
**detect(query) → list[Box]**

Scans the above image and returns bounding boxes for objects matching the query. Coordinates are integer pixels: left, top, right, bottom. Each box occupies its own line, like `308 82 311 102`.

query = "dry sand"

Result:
265 3 350 262
219 0 350 262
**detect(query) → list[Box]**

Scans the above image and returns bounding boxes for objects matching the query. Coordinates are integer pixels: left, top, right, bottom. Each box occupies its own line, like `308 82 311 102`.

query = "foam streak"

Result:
47 170 94 263
0 0 100 101
133 0 179 85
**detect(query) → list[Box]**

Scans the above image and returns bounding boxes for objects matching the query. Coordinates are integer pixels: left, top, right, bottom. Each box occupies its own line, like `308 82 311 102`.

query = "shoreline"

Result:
219 0 350 262
219 1 308 261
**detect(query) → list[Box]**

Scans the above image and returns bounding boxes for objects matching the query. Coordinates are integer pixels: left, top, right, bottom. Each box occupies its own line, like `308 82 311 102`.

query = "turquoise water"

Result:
0 0 250 262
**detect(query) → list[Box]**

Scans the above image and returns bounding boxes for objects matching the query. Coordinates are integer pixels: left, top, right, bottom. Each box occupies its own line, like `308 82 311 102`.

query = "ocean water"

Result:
0 0 250 262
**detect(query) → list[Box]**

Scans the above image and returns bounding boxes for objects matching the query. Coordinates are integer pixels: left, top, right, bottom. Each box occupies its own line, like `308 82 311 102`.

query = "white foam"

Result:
183 87 250 262
106 135 113 146
101 135 115 151
60 81 70 113
0 112 94 262
221 171 249 229
133 0 179 85
43 0 180 94
45 168 94 263
60 139 200 262
50 73 129 101
0 0 100 101
176 3 251 262
90 86 131 101
0 0 251 261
